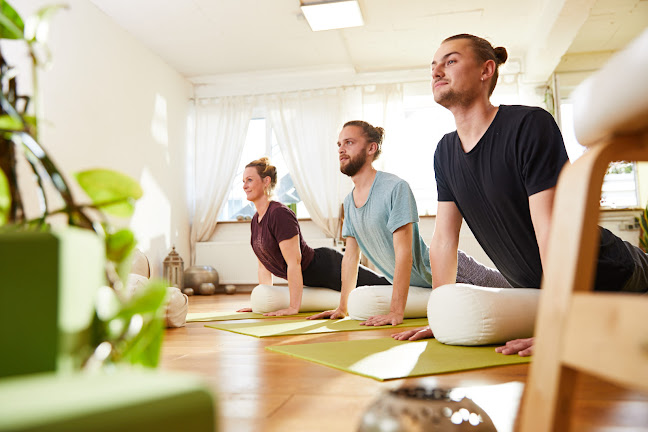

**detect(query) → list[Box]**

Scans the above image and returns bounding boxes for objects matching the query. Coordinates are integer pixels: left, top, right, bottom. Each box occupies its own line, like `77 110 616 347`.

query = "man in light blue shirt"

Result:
310 120 509 326
342 170 432 288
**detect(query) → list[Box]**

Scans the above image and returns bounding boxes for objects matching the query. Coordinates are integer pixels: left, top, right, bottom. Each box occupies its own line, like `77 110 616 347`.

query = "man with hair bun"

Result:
393 33 648 353
237 157 391 316
310 120 511 326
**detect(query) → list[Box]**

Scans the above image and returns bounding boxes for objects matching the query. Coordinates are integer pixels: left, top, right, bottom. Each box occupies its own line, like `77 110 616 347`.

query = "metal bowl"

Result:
197 282 216 295
183 265 219 294
358 386 495 431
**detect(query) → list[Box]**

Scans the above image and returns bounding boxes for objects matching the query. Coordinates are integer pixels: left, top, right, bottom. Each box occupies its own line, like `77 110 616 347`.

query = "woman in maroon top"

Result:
237 157 389 316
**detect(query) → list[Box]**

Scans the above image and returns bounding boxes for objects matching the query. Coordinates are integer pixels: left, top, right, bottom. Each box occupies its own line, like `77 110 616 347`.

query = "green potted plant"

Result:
0 1 167 375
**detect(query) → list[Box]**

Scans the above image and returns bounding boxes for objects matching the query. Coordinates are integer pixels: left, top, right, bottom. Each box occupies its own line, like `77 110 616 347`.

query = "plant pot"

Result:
0 227 104 377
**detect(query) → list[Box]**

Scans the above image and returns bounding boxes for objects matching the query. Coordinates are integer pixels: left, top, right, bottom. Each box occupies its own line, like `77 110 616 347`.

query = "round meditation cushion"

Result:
427 284 540 346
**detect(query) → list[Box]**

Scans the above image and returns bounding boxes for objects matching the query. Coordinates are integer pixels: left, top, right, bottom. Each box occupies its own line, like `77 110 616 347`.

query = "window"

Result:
217 118 309 221
560 102 638 208
376 82 457 216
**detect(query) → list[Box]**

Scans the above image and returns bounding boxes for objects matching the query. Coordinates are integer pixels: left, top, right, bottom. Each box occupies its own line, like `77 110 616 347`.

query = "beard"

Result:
340 151 368 177
434 83 477 109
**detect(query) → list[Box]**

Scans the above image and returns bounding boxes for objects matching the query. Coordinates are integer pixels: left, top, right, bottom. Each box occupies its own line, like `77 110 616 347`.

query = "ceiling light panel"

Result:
301 0 364 31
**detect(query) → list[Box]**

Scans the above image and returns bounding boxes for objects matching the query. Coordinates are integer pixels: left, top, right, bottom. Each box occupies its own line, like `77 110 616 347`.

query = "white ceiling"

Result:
90 0 647 85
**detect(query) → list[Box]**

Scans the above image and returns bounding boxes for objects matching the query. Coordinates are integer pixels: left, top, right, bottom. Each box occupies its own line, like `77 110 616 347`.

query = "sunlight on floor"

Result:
350 342 427 377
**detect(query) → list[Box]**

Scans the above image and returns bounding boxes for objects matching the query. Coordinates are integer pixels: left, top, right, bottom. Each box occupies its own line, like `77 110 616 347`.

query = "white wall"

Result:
206 217 506 275
201 217 497 285
202 209 641 285
14 0 193 277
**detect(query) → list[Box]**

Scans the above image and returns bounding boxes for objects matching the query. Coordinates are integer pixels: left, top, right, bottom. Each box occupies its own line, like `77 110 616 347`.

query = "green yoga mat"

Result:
266 337 531 381
186 311 316 322
205 318 429 337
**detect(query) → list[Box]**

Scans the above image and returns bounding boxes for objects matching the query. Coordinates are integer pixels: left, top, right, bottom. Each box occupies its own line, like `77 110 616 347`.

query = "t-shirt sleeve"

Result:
268 205 300 243
387 180 419 233
518 109 569 197
434 136 455 202
341 196 354 239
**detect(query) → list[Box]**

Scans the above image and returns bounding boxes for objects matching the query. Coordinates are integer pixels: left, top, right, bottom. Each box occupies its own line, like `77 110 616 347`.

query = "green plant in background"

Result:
0 1 166 368
606 161 634 175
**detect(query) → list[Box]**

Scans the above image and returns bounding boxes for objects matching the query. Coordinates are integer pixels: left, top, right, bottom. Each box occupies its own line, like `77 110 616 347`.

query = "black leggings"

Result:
301 247 390 291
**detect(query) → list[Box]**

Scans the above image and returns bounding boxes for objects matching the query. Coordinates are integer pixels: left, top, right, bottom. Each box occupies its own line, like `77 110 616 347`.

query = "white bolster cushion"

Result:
126 275 188 328
427 284 540 346
165 287 189 328
125 273 149 297
250 284 341 313
347 285 432 320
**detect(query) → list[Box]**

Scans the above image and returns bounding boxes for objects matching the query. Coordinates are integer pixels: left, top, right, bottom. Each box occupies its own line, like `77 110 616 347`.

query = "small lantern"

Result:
163 246 184 290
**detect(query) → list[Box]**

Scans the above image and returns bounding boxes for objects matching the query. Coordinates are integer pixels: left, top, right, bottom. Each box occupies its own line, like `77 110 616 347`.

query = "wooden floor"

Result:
160 293 648 432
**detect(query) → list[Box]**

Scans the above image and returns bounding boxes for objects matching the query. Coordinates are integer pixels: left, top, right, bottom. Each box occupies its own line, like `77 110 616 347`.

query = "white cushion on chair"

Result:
427 284 540 346
250 284 341 313
347 285 432 320
572 29 648 146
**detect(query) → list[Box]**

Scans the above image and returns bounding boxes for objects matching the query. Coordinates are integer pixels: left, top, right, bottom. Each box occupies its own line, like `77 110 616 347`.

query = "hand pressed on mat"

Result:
264 307 299 317
307 308 348 320
391 326 433 341
361 311 404 326
495 337 534 357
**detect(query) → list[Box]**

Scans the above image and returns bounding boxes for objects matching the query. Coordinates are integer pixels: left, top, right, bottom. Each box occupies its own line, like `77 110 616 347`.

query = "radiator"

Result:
195 238 339 285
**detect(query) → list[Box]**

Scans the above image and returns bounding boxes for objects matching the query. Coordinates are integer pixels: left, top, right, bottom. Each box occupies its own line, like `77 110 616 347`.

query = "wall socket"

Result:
619 219 640 231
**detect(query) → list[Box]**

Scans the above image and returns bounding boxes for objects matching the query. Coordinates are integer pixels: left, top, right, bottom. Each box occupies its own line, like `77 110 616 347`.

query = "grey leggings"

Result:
456 250 512 288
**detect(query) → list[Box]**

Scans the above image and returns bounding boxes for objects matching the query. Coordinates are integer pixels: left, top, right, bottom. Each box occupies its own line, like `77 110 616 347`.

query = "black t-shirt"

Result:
434 105 633 291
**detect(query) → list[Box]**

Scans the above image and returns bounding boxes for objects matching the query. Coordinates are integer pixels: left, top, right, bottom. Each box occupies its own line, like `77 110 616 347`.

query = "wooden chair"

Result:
518 29 648 431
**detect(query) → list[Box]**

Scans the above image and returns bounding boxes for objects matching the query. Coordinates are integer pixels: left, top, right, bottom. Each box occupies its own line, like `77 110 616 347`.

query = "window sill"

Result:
417 206 642 220
217 207 641 223
217 217 314 224
600 206 642 212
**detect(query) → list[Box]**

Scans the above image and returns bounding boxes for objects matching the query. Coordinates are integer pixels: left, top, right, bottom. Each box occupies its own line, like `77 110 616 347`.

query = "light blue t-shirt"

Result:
342 171 432 288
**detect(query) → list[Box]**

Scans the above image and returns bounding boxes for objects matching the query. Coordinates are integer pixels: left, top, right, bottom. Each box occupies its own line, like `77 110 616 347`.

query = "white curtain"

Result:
265 84 404 239
358 83 405 173
190 96 255 263
266 84 404 238
265 89 356 239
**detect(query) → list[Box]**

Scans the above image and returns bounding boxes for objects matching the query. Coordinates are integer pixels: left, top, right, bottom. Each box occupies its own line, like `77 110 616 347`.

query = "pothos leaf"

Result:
120 316 164 368
117 279 167 319
74 169 143 218
106 228 136 263
0 1 24 40
106 228 137 284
